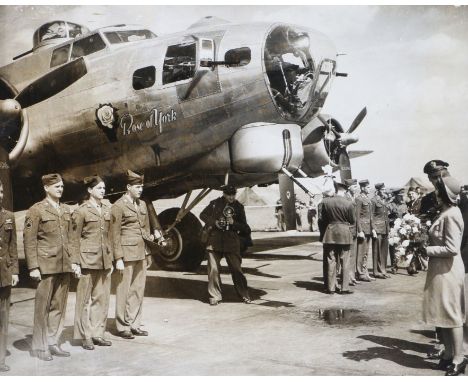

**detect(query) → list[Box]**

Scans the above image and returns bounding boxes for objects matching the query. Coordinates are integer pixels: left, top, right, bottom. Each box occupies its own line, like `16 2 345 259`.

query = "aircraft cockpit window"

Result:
104 30 156 44
71 33 106 60
162 41 196 85
50 44 71 68
133 66 156 90
264 25 316 120
68 22 87 39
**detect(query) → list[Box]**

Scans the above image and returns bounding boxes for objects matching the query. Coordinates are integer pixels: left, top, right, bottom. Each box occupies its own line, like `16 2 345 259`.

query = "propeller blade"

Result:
338 148 352 182
347 107 367 134
278 173 297 231
16 57 87 109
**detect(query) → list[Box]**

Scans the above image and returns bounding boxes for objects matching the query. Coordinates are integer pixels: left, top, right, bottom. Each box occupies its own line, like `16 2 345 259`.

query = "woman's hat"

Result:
441 176 462 203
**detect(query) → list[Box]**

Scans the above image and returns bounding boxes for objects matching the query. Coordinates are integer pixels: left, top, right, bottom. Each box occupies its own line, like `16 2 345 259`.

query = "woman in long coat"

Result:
422 176 466 376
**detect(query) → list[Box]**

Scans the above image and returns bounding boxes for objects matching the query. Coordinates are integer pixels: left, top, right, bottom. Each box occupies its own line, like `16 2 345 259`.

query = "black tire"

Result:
153 208 204 271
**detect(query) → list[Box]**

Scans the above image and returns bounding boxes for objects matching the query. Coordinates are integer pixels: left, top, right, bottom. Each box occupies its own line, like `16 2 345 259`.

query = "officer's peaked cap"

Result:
221 185 237 195
359 179 369 187
423 160 449 176
344 179 358 187
375 183 385 190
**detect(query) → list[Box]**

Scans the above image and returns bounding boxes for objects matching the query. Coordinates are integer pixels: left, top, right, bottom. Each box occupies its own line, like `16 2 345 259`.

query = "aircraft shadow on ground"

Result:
109 274 267 303
342 334 435 370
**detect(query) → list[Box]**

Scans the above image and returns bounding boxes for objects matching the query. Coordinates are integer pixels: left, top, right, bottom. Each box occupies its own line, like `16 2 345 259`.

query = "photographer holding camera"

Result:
200 185 252 306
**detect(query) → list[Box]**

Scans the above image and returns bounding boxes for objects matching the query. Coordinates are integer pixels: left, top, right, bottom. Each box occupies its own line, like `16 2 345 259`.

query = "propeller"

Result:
0 57 87 210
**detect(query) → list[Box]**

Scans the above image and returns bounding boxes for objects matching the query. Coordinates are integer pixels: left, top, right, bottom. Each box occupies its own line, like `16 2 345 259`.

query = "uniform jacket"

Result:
24 198 72 274
318 195 355 245
0 209 18 287
110 195 151 262
371 196 389 235
355 194 373 235
345 193 357 237
69 199 113 270
200 197 250 253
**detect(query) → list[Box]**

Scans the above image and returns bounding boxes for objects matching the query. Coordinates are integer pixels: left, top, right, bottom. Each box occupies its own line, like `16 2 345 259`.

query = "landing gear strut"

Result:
150 188 211 271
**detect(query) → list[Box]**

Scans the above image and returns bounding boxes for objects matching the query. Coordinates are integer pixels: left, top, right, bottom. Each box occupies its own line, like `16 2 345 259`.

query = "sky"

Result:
0 4 467 188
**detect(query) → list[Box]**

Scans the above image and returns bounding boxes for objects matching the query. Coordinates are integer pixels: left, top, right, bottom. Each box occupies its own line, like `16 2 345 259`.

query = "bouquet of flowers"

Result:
388 213 430 269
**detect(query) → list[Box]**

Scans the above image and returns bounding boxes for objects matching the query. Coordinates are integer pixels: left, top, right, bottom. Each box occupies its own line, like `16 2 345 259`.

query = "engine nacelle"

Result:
231 122 303 173
189 122 303 175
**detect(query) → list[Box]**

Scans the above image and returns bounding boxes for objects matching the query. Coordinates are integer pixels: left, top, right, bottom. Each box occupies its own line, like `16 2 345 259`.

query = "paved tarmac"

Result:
3 231 454 375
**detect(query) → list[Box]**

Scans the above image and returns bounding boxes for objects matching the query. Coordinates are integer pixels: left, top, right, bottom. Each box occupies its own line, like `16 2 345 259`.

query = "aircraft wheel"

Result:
153 208 205 271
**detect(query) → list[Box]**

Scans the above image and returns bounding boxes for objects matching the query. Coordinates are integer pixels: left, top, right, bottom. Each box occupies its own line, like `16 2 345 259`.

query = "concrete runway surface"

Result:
3 231 450 375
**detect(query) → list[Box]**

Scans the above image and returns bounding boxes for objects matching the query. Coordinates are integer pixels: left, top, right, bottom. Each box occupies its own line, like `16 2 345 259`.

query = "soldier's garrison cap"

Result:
41 173 62 186
127 170 144 185
84 175 104 188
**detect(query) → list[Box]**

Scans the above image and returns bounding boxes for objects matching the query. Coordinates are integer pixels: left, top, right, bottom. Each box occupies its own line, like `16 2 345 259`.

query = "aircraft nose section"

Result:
263 24 337 123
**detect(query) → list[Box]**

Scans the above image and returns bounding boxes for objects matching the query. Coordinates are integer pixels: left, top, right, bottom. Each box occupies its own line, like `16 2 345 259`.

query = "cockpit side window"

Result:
50 44 71 68
71 33 106 60
104 30 156 44
68 22 87 39
133 66 156 90
162 41 196 85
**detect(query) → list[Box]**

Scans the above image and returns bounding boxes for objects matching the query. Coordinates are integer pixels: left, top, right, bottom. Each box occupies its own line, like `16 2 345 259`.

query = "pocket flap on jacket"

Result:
84 216 99 222
121 239 139 246
82 246 99 253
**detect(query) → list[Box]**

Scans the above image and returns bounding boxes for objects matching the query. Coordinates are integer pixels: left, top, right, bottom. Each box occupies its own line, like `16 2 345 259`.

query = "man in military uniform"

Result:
111 170 152 339
24 173 74 361
355 179 375 282
200 185 251 305
318 181 355 294
344 179 360 286
70 176 113 350
406 187 422 215
371 183 390 279
387 188 408 273
0 180 19 373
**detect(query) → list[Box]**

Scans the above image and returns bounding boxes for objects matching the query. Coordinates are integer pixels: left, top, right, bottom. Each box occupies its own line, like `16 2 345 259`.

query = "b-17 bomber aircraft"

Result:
0 16 370 271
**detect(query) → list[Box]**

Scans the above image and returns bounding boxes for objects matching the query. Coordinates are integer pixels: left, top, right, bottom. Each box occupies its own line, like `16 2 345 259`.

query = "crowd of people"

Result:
0 160 466 375
317 159 467 376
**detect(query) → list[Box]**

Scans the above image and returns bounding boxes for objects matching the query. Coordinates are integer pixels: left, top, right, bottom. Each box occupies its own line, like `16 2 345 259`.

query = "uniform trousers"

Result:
74 269 111 340
206 250 250 303
389 245 398 270
372 234 389 276
323 244 350 292
32 273 70 351
115 259 146 333
356 236 371 279
0 286 11 366
348 237 357 281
